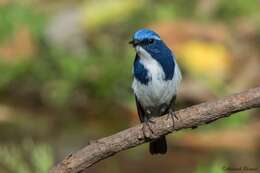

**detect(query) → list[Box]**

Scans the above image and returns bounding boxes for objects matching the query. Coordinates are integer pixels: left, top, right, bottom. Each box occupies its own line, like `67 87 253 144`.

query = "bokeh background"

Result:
0 0 260 173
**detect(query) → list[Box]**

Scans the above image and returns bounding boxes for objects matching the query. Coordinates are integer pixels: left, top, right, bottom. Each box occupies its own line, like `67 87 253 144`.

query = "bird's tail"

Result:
149 136 167 154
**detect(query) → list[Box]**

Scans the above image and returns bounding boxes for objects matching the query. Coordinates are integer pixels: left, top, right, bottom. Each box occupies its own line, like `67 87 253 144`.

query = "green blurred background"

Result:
0 0 259 173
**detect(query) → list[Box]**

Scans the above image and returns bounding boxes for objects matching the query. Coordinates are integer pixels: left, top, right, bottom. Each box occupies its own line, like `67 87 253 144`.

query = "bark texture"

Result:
49 87 260 173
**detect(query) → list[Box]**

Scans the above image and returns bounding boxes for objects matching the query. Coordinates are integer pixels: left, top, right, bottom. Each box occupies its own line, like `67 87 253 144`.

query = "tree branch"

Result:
49 87 260 173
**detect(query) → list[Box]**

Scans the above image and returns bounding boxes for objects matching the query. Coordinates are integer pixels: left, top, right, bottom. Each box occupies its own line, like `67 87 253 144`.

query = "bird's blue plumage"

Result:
143 40 175 81
133 54 150 85
132 28 175 83
133 29 160 41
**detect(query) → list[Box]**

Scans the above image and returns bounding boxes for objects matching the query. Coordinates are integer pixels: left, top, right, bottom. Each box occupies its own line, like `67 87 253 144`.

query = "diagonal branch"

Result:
49 87 260 173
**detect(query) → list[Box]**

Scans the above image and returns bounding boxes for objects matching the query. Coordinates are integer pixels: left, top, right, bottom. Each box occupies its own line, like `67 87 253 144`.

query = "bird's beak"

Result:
129 39 140 47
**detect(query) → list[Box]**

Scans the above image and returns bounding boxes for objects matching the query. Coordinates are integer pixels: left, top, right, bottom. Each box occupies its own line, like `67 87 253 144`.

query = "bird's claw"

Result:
167 109 178 128
142 119 155 139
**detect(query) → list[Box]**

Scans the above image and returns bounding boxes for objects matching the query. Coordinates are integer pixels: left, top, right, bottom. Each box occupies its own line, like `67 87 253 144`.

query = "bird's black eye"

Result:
148 39 154 44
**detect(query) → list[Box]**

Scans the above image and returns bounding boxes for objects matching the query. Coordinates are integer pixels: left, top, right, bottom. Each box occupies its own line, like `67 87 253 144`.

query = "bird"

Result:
129 29 182 155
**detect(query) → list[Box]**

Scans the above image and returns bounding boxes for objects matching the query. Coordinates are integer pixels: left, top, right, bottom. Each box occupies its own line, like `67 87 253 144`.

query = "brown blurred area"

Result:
0 0 259 173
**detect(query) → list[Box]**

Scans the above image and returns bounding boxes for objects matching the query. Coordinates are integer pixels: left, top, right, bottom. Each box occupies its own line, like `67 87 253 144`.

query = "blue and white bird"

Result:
129 29 182 154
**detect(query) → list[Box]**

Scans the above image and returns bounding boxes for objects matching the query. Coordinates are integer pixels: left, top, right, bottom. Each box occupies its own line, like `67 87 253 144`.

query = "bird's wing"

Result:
135 95 145 122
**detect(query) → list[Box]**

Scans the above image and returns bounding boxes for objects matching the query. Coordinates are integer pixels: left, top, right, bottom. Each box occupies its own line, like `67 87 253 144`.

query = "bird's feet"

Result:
166 108 178 128
142 118 155 139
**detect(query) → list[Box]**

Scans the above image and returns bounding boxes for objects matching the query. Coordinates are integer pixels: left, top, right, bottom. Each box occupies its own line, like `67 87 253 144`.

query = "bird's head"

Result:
130 29 176 81
129 29 165 55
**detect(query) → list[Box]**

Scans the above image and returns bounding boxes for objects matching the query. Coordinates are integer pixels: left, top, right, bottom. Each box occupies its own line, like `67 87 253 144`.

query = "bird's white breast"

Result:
132 46 181 108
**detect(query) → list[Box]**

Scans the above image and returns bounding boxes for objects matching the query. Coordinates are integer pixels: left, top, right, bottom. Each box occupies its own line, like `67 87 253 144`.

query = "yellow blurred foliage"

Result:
81 0 145 31
177 40 231 79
